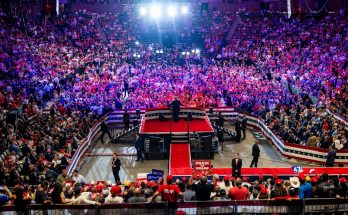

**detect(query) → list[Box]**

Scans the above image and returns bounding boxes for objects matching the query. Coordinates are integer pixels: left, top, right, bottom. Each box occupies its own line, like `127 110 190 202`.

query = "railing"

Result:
1 199 348 215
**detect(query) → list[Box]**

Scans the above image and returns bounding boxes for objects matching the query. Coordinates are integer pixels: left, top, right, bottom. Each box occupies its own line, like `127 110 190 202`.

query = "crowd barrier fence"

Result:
1 198 348 215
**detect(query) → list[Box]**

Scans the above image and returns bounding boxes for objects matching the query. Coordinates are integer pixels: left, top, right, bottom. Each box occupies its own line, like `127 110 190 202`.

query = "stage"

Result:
139 108 214 135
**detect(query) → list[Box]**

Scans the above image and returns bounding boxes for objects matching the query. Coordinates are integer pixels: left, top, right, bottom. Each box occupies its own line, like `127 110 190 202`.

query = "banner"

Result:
193 160 211 175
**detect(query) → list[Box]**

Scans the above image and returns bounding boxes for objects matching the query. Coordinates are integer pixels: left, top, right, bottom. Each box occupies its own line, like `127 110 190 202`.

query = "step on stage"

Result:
139 108 215 160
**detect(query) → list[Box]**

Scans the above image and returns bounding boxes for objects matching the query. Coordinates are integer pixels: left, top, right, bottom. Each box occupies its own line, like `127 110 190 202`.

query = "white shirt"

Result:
105 195 124 204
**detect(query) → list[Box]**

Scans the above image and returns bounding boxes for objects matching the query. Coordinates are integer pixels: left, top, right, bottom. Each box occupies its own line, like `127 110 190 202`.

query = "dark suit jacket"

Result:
232 158 242 174
326 149 336 166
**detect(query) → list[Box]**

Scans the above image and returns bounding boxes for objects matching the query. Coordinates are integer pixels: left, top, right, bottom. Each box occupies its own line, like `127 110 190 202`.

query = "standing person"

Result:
188 171 216 201
135 133 144 162
326 145 336 167
232 153 242 178
100 120 112 144
241 115 247 140
250 141 260 168
228 179 249 200
216 112 224 128
72 170 86 185
235 117 241 142
169 96 183 122
123 110 130 130
112 153 121 184
151 175 183 203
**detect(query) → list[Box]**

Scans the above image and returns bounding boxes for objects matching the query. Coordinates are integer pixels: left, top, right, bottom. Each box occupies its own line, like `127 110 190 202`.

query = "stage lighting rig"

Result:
167 6 177 17
150 5 162 18
140 6 147 16
181 6 189 15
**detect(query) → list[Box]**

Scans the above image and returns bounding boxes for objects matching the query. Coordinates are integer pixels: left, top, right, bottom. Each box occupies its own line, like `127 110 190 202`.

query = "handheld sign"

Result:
193 160 211 176
292 165 303 173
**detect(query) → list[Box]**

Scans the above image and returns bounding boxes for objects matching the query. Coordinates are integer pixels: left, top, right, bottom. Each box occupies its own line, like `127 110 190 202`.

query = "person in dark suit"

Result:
250 141 260 167
235 117 241 142
232 153 242 178
135 133 144 162
216 112 224 128
100 120 112 143
241 115 247 139
326 145 336 167
112 153 121 184
123 110 130 130
169 96 183 122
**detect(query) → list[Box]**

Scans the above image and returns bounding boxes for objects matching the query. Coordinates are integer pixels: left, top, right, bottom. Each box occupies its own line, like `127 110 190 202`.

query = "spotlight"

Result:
167 6 177 17
191 49 195 53
181 6 188 14
160 49 163 54
182 52 185 56
140 7 147 16
135 41 139 45
137 54 140 58
156 50 160 54
186 52 190 55
133 53 136 57
196 49 200 54
151 5 161 18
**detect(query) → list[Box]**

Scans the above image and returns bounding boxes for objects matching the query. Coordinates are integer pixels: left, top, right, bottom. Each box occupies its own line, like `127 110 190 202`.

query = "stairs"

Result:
112 125 140 143
171 133 189 143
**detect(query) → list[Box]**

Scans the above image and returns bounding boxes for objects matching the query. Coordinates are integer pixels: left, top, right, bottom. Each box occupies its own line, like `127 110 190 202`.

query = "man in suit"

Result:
250 141 260 167
241 115 247 140
123 110 130 130
135 133 144 162
326 145 336 167
232 153 242 178
100 120 112 143
216 112 224 128
169 96 183 122
235 117 241 142
112 153 121 184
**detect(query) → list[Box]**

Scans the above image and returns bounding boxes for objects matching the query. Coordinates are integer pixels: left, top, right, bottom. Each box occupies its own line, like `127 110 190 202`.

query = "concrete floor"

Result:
79 122 319 183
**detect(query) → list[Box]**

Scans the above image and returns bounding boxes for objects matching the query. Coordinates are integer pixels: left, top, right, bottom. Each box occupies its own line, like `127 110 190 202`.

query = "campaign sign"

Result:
193 160 211 175
292 165 303 173
147 174 160 181
152 169 164 176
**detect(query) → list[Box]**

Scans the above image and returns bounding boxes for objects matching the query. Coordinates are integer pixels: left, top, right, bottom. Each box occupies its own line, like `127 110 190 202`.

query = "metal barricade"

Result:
2 199 348 215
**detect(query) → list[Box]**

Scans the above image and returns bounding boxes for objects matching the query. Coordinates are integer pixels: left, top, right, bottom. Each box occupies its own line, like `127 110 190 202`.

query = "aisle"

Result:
170 143 192 175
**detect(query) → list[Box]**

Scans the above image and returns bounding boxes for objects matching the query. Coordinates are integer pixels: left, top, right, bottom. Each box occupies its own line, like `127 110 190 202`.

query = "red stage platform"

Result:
139 108 214 134
140 118 213 134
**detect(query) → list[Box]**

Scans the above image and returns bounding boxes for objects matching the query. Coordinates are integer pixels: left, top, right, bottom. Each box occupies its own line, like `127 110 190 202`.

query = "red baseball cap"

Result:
96 185 104 192
182 177 187 182
298 173 305 181
341 177 347 183
223 175 230 181
260 188 268 195
167 175 173 181
242 176 248 182
110 185 121 195
311 176 318 183
275 179 282 185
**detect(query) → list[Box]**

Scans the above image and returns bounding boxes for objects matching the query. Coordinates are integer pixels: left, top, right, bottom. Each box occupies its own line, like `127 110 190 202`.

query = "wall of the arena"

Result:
67 108 348 175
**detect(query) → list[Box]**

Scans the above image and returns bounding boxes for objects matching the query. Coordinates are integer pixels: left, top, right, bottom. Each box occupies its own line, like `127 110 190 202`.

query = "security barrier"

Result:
1 199 348 215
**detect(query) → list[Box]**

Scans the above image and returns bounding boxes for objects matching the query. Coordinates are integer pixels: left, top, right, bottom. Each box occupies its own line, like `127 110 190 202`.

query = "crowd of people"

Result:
0 0 347 203
0 170 347 213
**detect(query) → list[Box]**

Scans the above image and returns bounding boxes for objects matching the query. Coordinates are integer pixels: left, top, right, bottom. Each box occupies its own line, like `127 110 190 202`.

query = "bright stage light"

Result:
196 49 200 53
140 7 147 16
181 6 188 15
182 52 185 56
191 49 195 53
151 5 161 18
186 52 190 55
135 41 139 45
167 6 177 17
